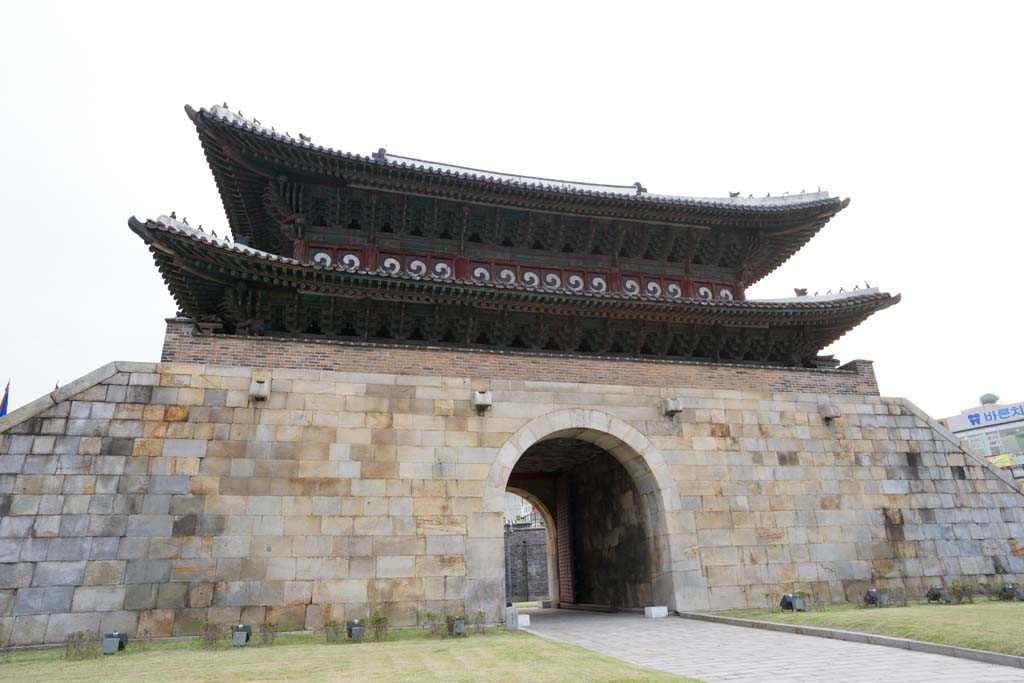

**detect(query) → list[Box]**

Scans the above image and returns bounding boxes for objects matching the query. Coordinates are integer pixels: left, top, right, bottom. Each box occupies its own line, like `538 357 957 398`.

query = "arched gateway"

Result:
466 409 706 619
5 104 1023 647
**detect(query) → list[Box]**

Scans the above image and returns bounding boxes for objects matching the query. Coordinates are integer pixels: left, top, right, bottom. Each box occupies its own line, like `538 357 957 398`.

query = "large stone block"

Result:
31 561 86 587
125 560 171 584
13 586 74 615
71 585 125 612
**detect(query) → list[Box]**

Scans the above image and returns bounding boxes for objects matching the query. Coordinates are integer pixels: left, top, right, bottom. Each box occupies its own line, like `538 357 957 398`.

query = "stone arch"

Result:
505 486 560 606
467 409 706 618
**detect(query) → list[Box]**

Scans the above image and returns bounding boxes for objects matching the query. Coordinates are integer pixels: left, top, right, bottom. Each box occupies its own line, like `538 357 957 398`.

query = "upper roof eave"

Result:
187 104 848 218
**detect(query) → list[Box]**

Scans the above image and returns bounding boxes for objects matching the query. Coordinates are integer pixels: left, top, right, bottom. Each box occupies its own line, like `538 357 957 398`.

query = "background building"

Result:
940 395 1024 484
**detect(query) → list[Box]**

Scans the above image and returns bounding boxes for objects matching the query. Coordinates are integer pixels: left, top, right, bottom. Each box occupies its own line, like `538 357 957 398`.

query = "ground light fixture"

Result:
863 588 890 607
347 619 364 641
779 594 805 612
232 624 252 646
101 631 128 654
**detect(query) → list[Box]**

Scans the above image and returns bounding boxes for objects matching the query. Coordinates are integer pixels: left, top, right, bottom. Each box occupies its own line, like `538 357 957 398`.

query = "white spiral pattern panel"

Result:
433 262 453 278
624 279 641 295
341 254 360 269
382 257 402 274
567 274 584 291
718 288 734 302
498 268 516 284
698 286 713 300
522 271 540 287
544 273 561 288
312 252 332 267
666 283 682 298
407 259 427 276
590 276 607 292
472 266 490 282
646 281 662 296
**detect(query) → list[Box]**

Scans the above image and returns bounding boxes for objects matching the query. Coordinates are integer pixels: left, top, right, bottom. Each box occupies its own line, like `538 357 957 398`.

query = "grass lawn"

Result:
1 629 698 683
719 600 1024 656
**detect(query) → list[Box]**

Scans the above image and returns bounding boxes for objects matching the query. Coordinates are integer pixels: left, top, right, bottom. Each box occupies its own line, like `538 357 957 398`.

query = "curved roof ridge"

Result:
196 104 839 210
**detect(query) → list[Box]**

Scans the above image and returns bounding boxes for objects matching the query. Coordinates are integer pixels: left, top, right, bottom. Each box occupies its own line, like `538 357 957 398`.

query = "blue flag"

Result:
0 381 8 417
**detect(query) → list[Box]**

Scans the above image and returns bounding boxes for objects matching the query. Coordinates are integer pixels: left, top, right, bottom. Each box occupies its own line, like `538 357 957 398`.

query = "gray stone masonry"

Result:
0 356 1022 644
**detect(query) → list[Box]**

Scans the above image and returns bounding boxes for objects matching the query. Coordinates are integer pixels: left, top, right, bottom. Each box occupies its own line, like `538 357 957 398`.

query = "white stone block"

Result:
517 614 531 627
505 606 519 630
644 606 668 618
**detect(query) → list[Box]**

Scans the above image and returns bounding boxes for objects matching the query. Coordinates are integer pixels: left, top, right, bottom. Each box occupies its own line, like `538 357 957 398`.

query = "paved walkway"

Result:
524 609 1024 682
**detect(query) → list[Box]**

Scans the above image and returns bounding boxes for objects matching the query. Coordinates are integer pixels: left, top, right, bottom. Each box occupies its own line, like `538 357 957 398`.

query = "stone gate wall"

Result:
0 321 1022 645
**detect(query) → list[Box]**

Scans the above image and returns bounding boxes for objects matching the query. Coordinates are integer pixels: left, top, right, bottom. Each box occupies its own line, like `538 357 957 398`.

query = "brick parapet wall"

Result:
161 319 880 396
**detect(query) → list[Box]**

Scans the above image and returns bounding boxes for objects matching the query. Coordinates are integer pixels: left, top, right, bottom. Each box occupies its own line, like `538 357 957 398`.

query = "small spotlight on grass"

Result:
779 594 805 612
232 624 252 647
864 588 890 607
101 631 128 654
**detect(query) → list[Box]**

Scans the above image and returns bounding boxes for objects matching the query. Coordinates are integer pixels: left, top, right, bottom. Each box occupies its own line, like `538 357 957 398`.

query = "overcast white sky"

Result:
1 1 1021 418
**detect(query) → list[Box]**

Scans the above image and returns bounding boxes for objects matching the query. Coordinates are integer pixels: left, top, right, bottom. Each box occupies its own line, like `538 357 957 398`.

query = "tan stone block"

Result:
226 390 248 408
115 404 145 420
362 461 399 479
284 516 321 536
313 579 368 604
140 405 164 421
412 480 446 497
305 394 344 412
434 400 455 416
137 609 176 638
466 512 502 538
376 555 415 578
275 426 302 442
193 423 214 440
387 480 412 497
175 458 201 476
368 578 423 602
83 560 127 585
413 497 451 515
133 438 164 457
416 555 466 577
336 428 371 444
165 405 190 422
79 436 102 455
298 461 337 478
445 431 478 447
416 516 466 536
346 396 389 413
273 498 308 518
284 581 312 605
166 422 196 439
479 432 513 448
454 464 491 480
321 516 354 535
366 412 394 430
465 537 504 579
190 476 220 495
351 479 387 497
206 495 246 515
353 516 393 536
448 497 483 514
144 421 169 438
